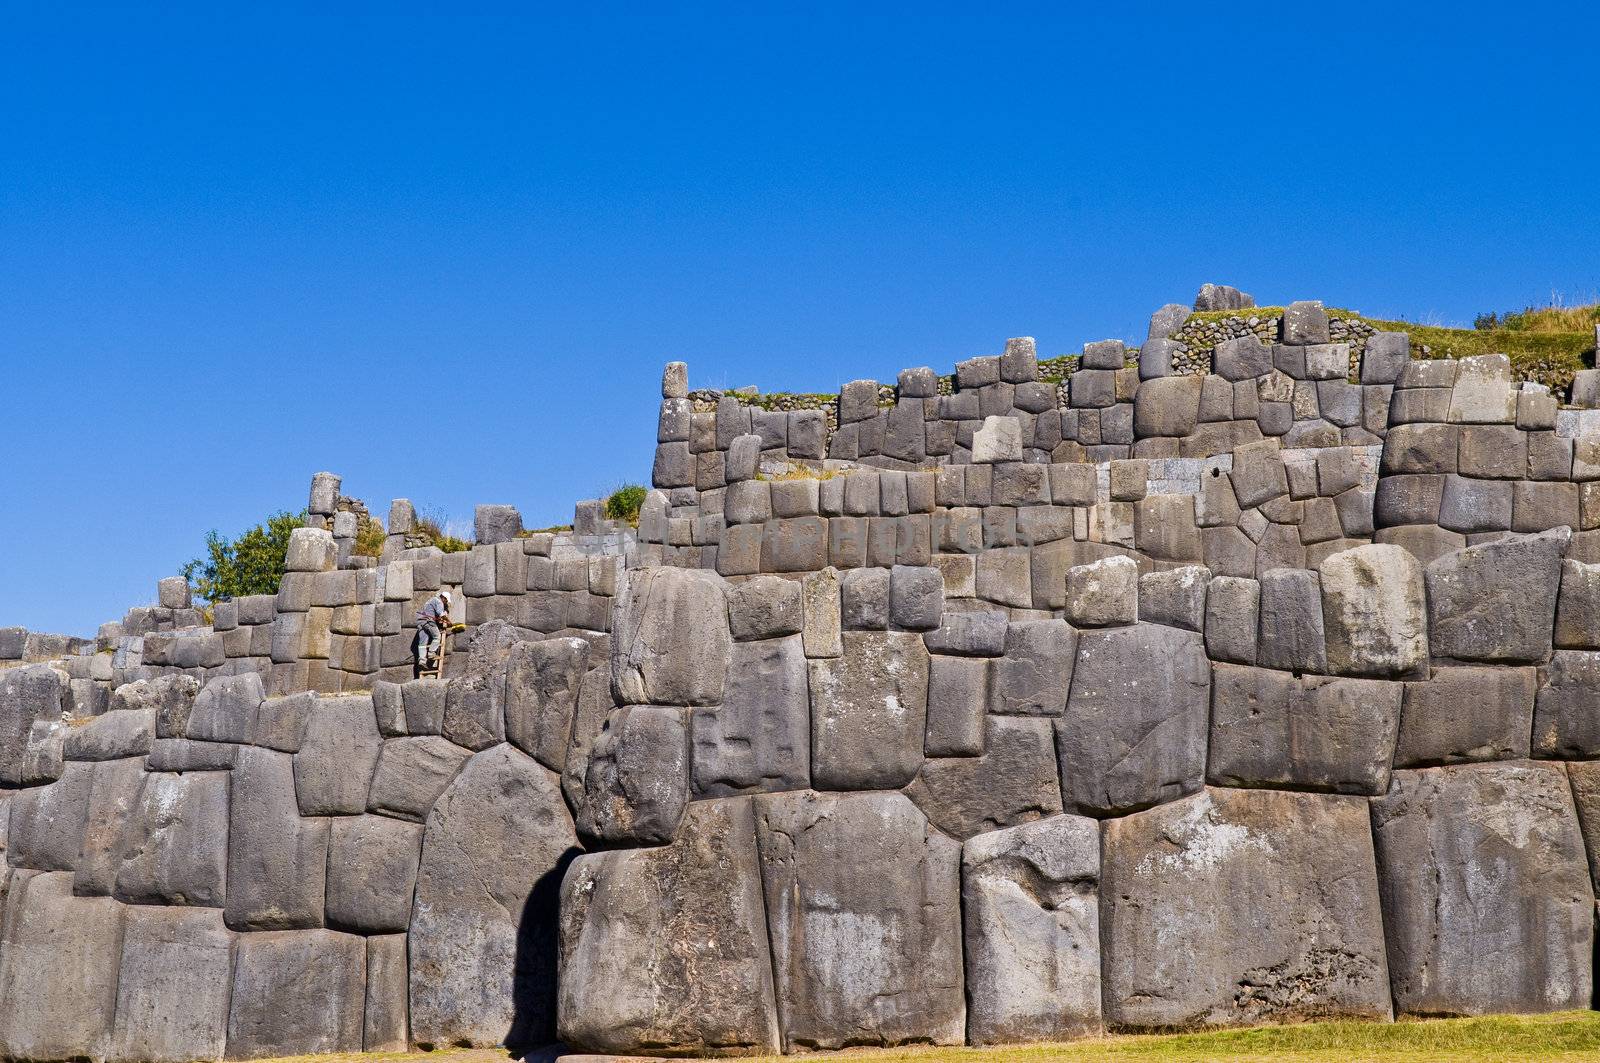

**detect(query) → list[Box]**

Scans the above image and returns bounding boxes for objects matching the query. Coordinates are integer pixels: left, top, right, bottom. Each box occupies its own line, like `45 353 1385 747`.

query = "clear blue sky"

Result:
4 4 1598 636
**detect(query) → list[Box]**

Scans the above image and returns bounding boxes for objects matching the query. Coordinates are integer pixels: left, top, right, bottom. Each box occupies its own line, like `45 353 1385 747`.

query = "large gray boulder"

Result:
1425 528 1569 662
558 799 781 1056
692 634 810 797
1372 763 1593 1015
409 743 580 1050
367 734 472 821
1102 788 1391 1028
987 619 1075 716
1208 666 1401 795
325 815 424 934
577 704 689 844
6 759 94 870
753 791 964 1050
962 815 1101 1044
1056 623 1210 816
0 664 65 785
1318 544 1427 677
1533 650 1600 757
108 905 235 1063
115 769 230 906
1396 665 1534 766
612 567 731 705
74 757 149 896
504 637 589 771
0 870 125 1060
185 671 264 743
293 694 383 814
226 746 330 930
226 929 366 1056
808 631 928 790
906 716 1063 839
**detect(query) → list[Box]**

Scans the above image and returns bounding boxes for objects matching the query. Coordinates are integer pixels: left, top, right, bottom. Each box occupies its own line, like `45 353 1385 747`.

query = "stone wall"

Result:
8 289 1600 1060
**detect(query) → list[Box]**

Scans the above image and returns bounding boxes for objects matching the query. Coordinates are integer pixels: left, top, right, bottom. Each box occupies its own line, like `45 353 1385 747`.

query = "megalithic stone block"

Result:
1373 763 1593 1016
1102 788 1391 1029
963 814 1102 1044
409 744 579 1049
753 790 965 1051
558 798 781 1056
108 905 235 1063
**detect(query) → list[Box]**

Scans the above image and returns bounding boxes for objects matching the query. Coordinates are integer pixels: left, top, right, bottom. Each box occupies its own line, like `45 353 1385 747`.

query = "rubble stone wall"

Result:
8 294 1600 1060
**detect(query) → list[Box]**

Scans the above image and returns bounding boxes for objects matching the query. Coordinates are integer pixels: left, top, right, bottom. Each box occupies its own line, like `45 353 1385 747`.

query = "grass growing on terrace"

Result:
248 1011 1600 1063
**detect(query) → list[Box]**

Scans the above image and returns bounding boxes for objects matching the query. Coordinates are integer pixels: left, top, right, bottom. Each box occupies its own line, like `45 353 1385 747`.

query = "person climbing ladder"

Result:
414 589 452 677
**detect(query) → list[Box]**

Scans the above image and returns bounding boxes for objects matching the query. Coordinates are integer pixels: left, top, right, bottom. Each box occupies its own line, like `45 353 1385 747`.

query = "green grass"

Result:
604 484 648 526
245 1012 1600 1063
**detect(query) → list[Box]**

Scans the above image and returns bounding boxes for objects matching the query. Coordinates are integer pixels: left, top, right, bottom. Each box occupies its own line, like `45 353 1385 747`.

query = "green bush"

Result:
181 510 305 604
350 517 387 558
605 484 648 526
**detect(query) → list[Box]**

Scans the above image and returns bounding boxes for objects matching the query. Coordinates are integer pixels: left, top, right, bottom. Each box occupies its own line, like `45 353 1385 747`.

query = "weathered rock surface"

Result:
578 704 689 844
808 631 928 789
1318 544 1427 677
227 929 366 1056
1102 788 1391 1029
962 815 1101 1044
1372 763 1593 1016
1056 624 1210 816
907 716 1063 839
109 905 235 1063
612 567 731 705
410 744 579 1049
753 790 965 1051
558 799 780 1056
504 636 589 771
692 635 809 797
226 746 330 930
1425 528 1568 662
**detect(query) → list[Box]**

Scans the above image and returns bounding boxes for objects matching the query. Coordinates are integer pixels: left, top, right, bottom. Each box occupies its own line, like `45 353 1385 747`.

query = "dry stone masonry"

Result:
7 287 1600 1059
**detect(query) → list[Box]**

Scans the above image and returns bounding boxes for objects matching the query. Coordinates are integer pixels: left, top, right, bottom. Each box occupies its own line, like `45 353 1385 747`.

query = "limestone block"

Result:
1318 544 1427 677
972 415 1023 463
1057 623 1209 816
1396 665 1534 766
1205 575 1259 664
6 759 93 870
71 757 148 896
0 665 65 785
1373 763 1593 1016
1231 439 1288 508
1447 353 1516 423
801 567 842 658
693 634 809 797
1212 335 1272 382
1209 666 1400 794
1438 474 1512 532
367 735 472 821
1303 343 1350 381
1426 527 1568 662
1138 566 1210 632
294 694 382 815
1533 650 1600 757
578 704 689 844
1102 788 1391 1028
558 799 780 1056
1361 331 1411 384
285 527 338 572
771 477 820 517
325 814 423 933
363 934 409 1051
108 905 234 1063
64 706 154 760
403 677 447 734
226 746 330 930
185 671 264 744
753 790 964 1050
0 870 125 1060
1257 568 1327 674
988 619 1075 717
157 575 192 609
975 545 1032 607
962 815 1101 1044
114 769 230 906
923 608 1007 657
1282 300 1331 345
1133 493 1202 561
808 631 928 790
227 929 366 1056
890 564 943 631
924 655 986 756
612 567 731 706
1065 554 1138 627
1458 424 1526 479
841 566 889 629
1512 480 1580 532
502 636 589 772
907 716 1062 839
410 744 579 1048
1382 423 1459 475
1555 559 1600 649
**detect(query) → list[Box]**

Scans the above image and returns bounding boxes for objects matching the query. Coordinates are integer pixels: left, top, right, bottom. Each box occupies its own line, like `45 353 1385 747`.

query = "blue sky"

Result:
3 3 1598 635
